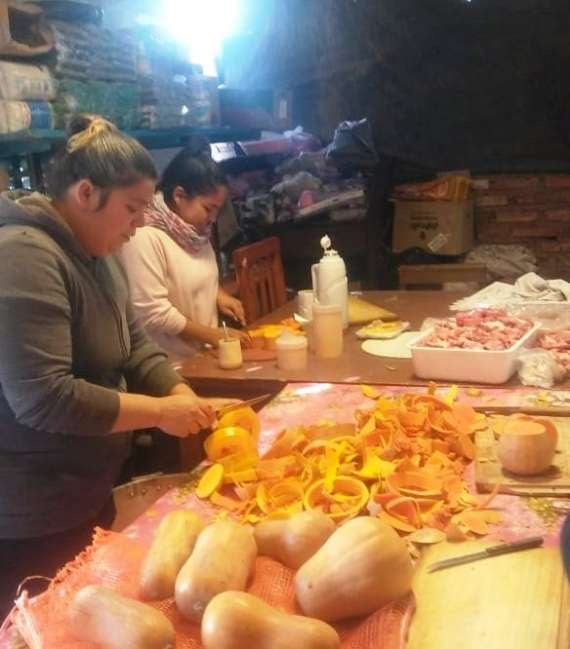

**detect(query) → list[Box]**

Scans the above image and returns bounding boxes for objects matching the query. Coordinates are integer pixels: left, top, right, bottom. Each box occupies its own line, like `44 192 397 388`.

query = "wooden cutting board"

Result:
475 417 570 496
408 540 568 649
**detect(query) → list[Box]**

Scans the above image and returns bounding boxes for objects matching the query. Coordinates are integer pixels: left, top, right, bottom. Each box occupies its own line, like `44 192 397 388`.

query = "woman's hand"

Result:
157 395 215 437
217 292 246 327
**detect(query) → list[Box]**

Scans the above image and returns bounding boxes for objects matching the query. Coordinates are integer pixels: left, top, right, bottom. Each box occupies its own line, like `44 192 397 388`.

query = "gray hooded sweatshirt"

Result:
0 193 184 538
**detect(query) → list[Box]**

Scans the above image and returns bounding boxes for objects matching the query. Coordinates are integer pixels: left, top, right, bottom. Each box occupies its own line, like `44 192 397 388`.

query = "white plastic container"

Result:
409 323 541 384
312 302 343 359
276 332 308 370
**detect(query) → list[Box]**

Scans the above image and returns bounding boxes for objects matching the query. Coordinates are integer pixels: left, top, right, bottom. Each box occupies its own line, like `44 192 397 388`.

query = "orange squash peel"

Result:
196 387 501 538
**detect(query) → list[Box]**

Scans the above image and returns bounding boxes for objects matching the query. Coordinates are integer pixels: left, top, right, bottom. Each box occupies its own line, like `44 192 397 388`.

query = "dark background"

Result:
221 0 570 171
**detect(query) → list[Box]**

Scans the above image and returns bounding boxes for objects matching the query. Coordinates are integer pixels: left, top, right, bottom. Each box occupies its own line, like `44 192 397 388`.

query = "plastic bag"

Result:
326 118 379 171
507 304 570 332
518 349 566 389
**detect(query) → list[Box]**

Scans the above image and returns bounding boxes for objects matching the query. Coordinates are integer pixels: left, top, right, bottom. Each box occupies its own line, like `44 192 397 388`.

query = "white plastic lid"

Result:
276 331 308 351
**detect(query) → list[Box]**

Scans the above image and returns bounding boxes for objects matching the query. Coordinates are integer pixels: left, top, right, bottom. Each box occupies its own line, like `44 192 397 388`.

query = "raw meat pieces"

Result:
421 309 533 351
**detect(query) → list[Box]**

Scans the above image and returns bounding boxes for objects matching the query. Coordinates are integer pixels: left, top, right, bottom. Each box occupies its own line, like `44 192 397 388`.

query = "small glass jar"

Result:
218 338 243 369
276 332 308 370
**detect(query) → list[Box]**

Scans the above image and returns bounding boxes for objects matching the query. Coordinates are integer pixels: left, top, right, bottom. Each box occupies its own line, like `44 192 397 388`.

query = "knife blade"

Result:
215 393 273 417
427 536 544 573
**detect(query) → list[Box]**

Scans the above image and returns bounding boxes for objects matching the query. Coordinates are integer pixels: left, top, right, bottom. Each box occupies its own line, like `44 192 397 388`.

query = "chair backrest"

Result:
398 263 488 290
232 236 287 324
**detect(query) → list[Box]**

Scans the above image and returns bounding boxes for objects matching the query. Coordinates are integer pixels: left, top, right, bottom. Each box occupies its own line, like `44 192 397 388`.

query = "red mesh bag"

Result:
10 526 414 649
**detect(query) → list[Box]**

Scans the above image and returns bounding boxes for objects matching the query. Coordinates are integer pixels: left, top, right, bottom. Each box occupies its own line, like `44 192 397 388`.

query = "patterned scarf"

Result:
144 193 211 254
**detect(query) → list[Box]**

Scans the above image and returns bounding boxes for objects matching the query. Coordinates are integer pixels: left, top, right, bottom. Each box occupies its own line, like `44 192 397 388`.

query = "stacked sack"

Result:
0 1 56 134
0 61 56 133
138 73 193 129
48 20 139 130
136 27 218 129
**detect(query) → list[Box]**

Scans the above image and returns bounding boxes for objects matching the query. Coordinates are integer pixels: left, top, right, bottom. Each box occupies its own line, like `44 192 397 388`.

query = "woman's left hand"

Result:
217 293 246 326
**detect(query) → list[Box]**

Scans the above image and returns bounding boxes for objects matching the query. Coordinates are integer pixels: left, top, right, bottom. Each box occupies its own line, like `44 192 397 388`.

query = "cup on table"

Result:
218 338 243 369
297 289 314 320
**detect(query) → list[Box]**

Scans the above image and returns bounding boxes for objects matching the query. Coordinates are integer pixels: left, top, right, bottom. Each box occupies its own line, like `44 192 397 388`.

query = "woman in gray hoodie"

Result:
0 115 225 617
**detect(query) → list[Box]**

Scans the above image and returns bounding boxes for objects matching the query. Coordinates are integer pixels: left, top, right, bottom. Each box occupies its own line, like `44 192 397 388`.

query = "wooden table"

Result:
181 291 461 398
182 290 567 399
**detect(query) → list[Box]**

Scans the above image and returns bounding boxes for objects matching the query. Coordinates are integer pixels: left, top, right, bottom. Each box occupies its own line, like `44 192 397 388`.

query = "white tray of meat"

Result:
409 309 540 384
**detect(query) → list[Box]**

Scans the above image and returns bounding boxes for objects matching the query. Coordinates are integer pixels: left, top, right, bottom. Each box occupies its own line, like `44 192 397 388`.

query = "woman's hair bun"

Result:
66 114 117 154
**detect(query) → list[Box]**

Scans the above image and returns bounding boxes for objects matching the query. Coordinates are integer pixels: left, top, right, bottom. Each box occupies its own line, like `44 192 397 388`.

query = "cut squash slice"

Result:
196 463 224 499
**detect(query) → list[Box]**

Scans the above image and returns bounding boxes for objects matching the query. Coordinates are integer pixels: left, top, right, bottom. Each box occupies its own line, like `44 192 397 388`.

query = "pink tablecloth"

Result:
1 382 567 647
125 382 566 548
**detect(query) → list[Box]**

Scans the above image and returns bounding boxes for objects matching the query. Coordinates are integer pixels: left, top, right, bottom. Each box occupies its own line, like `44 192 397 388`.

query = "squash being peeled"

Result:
254 511 335 569
217 406 260 445
204 426 257 462
295 516 414 622
175 520 257 622
69 585 175 649
140 510 205 601
202 591 340 649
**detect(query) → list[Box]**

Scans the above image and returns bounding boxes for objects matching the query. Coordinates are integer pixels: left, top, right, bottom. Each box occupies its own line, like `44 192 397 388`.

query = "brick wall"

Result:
473 174 570 280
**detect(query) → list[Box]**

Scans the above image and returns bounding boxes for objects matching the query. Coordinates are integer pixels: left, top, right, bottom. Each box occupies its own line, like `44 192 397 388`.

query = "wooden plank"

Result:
408 540 566 649
475 417 570 496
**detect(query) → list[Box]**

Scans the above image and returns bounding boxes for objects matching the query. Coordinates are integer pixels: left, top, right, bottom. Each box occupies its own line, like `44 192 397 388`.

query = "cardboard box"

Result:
392 200 474 256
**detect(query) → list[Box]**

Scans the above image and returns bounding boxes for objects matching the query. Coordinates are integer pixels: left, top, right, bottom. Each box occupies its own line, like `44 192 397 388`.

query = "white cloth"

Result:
120 226 218 362
466 244 537 280
450 272 570 311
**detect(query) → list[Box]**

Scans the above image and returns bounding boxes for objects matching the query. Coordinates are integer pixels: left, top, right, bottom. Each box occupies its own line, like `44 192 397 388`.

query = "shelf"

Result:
0 126 261 158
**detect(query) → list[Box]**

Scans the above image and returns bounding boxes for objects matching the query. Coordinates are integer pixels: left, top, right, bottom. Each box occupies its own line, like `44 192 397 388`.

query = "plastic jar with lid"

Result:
276 331 308 371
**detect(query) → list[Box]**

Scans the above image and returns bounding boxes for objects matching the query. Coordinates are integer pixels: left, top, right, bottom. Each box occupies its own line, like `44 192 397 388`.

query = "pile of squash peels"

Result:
197 386 502 540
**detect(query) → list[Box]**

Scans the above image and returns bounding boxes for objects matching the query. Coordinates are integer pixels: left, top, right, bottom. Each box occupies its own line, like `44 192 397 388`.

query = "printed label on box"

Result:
428 233 450 252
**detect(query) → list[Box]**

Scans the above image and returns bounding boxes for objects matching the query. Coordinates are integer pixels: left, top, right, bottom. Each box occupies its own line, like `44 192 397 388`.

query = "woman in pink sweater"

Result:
121 142 250 363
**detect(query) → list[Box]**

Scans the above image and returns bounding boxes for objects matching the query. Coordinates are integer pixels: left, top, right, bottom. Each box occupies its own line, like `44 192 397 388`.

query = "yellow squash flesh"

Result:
254 511 336 569
175 520 257 622
295 516 414 622
69 586 175 649
139 510 205 601
202 591 340 649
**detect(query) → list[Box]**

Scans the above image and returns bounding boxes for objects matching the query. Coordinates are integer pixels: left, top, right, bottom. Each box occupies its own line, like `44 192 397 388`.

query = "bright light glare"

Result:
160 0 241 75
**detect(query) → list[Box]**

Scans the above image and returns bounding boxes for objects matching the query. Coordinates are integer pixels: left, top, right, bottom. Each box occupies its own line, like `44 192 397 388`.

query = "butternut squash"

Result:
69 585 175 649
175 520 257 622
295 516 414 622
140 510 205 600
254 511 335 569
202 591 340 649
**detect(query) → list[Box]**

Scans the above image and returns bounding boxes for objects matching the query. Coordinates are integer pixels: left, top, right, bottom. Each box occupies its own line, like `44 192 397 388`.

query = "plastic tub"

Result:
276 331 308 370
409 323 541 384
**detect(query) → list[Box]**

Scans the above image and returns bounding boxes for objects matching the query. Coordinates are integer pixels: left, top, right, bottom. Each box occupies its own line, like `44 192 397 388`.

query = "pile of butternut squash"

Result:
69 508 414 649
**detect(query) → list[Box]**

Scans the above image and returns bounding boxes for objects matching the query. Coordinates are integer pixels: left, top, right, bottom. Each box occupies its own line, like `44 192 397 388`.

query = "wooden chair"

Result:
232 236 287 324
398 263 488 290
